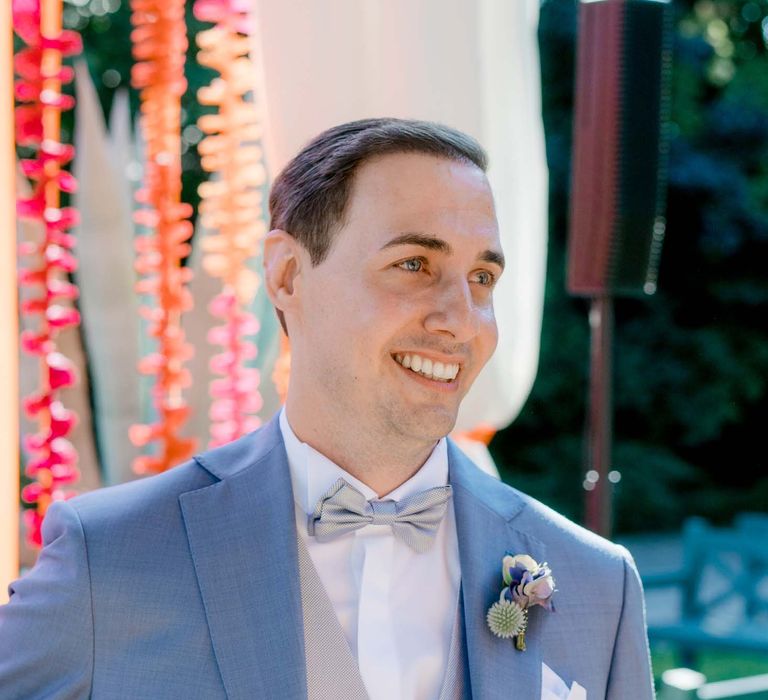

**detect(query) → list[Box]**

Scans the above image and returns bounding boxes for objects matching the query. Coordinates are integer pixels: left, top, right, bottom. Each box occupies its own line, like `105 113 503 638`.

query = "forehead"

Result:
339 152 499 249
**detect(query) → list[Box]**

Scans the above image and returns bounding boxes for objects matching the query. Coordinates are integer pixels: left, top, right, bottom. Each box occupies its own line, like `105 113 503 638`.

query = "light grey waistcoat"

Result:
297 535 469 700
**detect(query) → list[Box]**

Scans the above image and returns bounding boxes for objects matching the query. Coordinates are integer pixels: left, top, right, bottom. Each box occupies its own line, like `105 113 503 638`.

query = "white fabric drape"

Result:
249 0 548 433
72 63 141 486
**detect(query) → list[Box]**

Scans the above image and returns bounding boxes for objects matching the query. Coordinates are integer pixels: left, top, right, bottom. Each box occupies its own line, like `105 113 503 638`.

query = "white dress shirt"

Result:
279 409 461 700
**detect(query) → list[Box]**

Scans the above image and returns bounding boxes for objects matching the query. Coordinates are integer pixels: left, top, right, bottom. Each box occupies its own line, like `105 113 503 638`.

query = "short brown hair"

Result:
268 118 488 265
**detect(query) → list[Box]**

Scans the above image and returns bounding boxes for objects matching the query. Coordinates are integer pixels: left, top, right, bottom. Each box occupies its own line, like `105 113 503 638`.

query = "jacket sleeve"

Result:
0 500 94 699
605 546 656 699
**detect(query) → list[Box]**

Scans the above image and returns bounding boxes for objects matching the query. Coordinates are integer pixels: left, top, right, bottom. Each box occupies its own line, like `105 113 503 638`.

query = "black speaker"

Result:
567 0 673 297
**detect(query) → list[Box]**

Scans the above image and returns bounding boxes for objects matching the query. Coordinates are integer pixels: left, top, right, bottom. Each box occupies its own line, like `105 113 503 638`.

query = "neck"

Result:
284 400 439 497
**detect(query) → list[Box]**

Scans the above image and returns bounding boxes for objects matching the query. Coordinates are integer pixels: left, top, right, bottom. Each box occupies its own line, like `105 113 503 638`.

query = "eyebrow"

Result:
380 232 505 271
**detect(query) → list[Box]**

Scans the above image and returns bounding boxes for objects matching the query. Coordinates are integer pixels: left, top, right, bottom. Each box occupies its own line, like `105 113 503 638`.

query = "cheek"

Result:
357 278 415 323
312 284 387 361
304 274 357 325
479 307 499 356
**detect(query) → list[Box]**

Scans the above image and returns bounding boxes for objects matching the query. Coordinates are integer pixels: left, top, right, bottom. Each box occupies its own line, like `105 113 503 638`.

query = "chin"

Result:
394 406 458 442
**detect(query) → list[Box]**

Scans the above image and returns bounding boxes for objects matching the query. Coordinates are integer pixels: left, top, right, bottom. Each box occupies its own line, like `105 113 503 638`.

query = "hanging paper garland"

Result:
128 0 197 473
13 0 83 547
194 0 267 447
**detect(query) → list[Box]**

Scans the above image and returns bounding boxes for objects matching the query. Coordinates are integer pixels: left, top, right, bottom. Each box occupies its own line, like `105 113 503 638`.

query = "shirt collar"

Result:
279 407 449 515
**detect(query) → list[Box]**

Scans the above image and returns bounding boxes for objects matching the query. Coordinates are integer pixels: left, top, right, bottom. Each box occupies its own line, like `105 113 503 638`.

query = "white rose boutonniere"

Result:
486 553 556 650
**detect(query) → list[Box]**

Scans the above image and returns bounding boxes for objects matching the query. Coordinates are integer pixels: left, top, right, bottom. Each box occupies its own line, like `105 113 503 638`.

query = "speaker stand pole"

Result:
585 295 613 537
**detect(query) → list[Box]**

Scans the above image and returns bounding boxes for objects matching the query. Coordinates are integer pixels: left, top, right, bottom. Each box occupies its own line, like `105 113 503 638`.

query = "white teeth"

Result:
394 353 460 382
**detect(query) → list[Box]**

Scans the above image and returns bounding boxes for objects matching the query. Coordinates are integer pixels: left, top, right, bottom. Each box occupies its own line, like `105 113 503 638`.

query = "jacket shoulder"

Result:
69 415 283 527
68 455 215 526
514 489 632 567
449 440 630 568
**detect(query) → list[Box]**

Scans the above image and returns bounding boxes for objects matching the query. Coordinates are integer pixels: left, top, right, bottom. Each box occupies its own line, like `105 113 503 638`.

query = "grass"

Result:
653 646 768 697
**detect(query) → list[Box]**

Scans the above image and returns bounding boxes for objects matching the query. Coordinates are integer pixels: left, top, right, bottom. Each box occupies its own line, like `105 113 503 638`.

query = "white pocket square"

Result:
541 662 587 700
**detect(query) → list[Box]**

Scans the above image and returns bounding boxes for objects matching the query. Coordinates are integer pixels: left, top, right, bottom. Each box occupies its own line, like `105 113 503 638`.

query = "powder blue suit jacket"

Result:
0 415 654 698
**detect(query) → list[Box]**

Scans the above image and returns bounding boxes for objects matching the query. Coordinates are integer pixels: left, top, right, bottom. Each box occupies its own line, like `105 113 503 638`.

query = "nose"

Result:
423 275 482 343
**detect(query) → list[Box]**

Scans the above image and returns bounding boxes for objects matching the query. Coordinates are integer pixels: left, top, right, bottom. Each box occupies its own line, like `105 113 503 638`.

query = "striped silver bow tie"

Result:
308 478 452 553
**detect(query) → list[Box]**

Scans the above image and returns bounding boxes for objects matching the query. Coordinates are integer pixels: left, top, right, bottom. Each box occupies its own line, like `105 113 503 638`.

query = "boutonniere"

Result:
486 553 556 650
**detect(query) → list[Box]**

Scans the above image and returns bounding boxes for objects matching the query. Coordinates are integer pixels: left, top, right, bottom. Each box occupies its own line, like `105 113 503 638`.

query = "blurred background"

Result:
12 0 768 692
59 0 768 533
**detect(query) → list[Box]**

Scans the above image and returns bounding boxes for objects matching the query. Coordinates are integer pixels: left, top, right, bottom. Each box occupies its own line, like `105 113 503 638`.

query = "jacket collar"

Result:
180 415 306 700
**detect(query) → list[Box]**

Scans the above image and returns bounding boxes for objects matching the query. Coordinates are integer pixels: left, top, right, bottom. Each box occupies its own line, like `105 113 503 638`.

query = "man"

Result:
0 119 654 699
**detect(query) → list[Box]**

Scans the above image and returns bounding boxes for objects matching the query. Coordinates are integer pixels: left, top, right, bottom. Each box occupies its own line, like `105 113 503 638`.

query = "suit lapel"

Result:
180 417 306 700
178 424 546 699
449 441 545 699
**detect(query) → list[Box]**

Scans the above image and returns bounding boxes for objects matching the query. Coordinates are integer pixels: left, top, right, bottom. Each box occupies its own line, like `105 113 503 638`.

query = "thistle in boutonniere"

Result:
486 553 555 650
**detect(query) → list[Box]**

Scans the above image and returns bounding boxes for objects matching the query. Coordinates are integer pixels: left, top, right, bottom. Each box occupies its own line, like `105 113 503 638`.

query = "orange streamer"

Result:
128 0 197 473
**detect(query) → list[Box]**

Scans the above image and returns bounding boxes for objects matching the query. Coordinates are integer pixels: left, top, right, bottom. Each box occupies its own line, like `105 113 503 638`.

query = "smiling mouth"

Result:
393 353 460 383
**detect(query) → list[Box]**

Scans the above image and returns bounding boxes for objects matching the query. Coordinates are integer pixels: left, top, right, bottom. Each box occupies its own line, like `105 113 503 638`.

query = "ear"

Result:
263 229 304 323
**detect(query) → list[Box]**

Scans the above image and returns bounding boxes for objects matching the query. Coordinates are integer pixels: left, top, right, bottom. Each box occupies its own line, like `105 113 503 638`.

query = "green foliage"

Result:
493 0 768 534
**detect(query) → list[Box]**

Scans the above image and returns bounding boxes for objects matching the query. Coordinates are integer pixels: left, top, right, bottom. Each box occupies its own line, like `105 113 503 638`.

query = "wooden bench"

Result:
642 517 768 665
658 667 768 699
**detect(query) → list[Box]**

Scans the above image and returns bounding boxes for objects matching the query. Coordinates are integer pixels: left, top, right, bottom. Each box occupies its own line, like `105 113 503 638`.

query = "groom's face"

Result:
292 151 503 441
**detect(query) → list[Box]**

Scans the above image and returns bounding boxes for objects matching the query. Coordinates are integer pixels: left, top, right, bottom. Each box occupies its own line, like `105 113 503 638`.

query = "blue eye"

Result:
399 258 424 272
474 270 495 287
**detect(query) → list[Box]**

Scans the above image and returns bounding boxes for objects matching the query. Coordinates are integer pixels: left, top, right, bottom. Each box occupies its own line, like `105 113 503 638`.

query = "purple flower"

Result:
501 554 555 611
